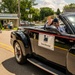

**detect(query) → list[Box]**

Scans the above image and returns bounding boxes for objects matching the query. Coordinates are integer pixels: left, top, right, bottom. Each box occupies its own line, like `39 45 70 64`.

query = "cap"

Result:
52 18 59 22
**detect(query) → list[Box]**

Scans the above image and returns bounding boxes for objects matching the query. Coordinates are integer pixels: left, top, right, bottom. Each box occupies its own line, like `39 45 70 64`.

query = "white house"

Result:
0 14 19 27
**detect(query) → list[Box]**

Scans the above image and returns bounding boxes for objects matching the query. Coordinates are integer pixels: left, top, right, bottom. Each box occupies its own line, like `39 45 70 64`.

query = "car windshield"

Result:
67 15 75 26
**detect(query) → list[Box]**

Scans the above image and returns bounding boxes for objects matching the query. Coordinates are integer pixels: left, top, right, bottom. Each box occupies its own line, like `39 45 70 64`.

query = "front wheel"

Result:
14 40 27 64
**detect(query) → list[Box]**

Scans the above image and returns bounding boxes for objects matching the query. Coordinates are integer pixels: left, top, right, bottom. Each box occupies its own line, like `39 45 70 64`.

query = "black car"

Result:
10 12 75 75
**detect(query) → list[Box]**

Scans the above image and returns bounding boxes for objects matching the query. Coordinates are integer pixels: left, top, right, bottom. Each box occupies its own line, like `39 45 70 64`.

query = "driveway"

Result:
0 30 13 46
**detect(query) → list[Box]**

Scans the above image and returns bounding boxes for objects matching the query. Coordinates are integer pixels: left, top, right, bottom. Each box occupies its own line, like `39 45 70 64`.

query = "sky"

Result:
33 0 75 11
0 0 1 2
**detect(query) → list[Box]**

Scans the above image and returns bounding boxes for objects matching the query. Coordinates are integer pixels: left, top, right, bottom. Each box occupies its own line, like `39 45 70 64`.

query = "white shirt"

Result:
10 22 13 26
58 26 66 33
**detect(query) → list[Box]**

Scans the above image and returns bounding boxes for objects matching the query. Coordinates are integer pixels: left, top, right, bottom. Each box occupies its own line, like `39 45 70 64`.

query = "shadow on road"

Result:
2 57 50 75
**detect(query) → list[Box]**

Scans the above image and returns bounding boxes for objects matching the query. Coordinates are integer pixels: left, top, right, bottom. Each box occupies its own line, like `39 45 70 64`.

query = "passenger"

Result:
44 16 53 29
52 18 66 33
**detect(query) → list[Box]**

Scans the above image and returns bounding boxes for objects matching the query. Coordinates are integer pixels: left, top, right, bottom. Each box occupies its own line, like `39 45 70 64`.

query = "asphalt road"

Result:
0 31 50 75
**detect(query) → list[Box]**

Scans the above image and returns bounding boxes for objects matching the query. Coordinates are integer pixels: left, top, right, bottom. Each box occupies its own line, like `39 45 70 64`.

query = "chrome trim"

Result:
27 59 58 75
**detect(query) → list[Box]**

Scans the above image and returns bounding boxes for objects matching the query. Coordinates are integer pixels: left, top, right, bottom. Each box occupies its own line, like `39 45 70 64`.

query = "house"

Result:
0 14 19 27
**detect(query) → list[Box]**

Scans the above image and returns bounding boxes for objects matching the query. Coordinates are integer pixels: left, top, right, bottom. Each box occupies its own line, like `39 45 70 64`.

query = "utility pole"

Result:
18 0 20 27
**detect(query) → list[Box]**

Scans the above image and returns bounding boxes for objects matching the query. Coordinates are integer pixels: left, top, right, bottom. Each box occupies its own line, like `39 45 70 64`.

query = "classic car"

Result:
10 12 75 75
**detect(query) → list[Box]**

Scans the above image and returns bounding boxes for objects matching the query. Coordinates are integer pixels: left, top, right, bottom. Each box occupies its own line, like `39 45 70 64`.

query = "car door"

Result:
67 35 75 75
32 28 72 67
29 31 36 52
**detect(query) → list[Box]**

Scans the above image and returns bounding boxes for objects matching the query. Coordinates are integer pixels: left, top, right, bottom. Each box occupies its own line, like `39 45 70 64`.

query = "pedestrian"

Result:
3 21 7 29
10 22 13 29
7 22 10 29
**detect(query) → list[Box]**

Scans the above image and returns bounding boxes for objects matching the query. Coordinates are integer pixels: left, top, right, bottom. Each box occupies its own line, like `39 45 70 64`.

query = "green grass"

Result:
1 27 18 31
2 27 5 30
13 27 18 30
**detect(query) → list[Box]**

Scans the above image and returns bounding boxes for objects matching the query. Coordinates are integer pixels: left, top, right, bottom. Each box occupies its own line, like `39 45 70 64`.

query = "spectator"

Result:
3 21 7 29
10 22 13 29
7 21 10 29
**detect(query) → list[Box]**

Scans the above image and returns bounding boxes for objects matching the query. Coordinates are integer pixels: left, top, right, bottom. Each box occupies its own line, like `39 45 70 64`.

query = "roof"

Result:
0 14 19 19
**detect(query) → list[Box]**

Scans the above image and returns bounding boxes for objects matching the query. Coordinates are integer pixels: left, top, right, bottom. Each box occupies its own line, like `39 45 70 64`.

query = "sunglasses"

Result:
53 22 57 24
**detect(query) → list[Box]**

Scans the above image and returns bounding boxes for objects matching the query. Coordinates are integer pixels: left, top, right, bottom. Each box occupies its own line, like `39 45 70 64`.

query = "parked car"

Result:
10 12 75 75
20 21 28 26
20 21 35 26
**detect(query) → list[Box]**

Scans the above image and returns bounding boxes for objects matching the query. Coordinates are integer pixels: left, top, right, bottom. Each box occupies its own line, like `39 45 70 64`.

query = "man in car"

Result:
52 18 66 33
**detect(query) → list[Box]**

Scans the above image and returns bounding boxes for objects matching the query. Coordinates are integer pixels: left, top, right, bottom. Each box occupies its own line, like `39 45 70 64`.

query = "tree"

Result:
56 8 61 15
0 22 2 29
0 0 37 20
40 7 54 20
32 8 40 21
20 0 37 20
63 3 75 12
1 0 17 13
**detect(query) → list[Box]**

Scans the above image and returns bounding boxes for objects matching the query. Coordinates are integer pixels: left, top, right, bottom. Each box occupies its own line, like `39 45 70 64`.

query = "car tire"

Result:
14 40 27 64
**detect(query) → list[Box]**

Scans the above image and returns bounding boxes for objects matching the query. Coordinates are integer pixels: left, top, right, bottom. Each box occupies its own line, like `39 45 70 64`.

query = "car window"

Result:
66 15 75 34
67 15 75 26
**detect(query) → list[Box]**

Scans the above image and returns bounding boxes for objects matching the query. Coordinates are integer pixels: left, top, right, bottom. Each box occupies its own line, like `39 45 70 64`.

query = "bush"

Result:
0 22 2 29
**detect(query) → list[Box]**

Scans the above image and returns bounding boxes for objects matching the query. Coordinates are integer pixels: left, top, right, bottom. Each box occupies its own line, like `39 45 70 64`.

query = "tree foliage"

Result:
32 8 40 21
1 0 17 13
20 0 37 20
56 8 61 15
40 7 54 20
0 0 37 20
0 22 2 29
0 0 55 21
63 3 75 11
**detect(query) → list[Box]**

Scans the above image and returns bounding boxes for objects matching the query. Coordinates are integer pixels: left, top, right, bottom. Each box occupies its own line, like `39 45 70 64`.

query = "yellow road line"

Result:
0 40 67 54
0 42 14 53
0 42 13 49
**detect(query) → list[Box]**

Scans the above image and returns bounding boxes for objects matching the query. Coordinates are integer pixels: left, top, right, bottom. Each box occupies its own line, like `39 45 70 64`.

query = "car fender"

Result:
12 31 32 56
15 31 29 47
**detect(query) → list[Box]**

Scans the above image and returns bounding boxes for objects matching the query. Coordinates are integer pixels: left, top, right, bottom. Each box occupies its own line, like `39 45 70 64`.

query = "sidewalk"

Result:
0 30 14 46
